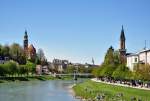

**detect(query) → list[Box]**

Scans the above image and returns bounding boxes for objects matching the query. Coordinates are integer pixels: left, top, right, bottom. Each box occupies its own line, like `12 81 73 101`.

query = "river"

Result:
0 80 81 101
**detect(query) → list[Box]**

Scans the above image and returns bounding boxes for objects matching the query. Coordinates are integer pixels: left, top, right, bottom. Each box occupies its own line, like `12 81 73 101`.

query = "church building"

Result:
118 26 150 71
23 30 36 60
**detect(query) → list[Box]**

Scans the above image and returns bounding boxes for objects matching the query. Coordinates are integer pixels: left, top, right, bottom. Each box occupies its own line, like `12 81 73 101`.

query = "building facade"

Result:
52 59 69 73
127 53 139 71
127 49 150 71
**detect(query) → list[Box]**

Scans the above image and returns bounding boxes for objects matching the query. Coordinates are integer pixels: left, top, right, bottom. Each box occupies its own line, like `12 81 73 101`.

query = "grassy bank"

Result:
0 75 74 83
73 80 150 101
0 75 54 82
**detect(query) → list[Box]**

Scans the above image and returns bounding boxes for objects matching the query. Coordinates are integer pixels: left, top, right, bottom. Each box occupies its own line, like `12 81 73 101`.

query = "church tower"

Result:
24 30 28 55
119 25 126 64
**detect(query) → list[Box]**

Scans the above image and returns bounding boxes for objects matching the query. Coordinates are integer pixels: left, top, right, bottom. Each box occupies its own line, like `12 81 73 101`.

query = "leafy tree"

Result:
65 65 75 73
112 64 130 80
9 43 26 64
0 44 3 56
19 65 28 76
92 46 125 78
134 64 150 81
113 50 120 65
18 55 27 64
35 56 41 65
37 48 45 61
78 66 85 73
4 61 18 77
94 46 118 77
104 46 114 65
92 67 102 77
37 48 48 66
99 64 116 77
2 45 10 57
85 67 93 73
0 64 6 76
26 61 36 76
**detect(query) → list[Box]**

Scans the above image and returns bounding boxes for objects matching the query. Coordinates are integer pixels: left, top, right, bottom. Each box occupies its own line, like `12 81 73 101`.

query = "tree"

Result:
112 64 131 80
19 65 28 76
0 64 6 76
9 43 20 60
18 55 27 64
113 51 120 65
37 48 45 61
35 56 41 65
4 61 18 77
78 66 85 73
26 61 36 76
99 64 116 77
2 45 10 57
37 48 48 65
134 64 150 81
65 65 74 73
95 46 118 77
0 44 3 56
85 67 93 73
104 46 114 65
9 43 26 64
92 67 102 77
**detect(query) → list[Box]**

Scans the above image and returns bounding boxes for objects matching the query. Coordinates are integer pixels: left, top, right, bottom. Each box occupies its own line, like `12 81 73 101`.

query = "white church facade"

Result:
127 49 150 71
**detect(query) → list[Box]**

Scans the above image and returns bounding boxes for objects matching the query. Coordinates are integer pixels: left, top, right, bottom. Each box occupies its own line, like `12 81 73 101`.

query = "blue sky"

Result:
0 0 150 64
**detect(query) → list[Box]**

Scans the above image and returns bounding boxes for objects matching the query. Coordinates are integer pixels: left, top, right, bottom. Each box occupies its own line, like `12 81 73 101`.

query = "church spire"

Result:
24 30 28 54
119 25 126 64
120 25 125 41
120 25 126 49
24 29 28 37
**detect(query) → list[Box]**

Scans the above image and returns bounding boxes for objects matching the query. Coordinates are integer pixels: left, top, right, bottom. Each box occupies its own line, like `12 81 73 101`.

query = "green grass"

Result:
0 75 74 83
0 75 57 83
73 80 150 101
28 75 56 81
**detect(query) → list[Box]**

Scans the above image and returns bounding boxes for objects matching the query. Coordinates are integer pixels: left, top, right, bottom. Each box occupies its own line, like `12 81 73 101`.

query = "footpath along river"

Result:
0 80 83 101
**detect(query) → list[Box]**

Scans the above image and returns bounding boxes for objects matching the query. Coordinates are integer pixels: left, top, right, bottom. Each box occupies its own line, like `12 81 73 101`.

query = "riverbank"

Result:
73 80 150 101
92 78 150 91
0 75 73 83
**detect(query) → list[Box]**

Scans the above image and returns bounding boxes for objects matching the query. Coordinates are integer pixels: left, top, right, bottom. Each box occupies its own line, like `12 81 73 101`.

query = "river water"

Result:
0 80 81 101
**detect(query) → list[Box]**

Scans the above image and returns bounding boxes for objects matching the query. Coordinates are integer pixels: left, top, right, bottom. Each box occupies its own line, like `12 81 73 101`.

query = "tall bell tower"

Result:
24 30 28 55
119 25 126 64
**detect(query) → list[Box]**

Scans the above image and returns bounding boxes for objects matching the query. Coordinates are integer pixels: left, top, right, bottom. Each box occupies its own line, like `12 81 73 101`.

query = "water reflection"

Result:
0 80 82 101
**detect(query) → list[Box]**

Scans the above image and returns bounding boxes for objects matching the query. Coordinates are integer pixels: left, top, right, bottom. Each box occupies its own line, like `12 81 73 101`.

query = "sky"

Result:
0 0 150 65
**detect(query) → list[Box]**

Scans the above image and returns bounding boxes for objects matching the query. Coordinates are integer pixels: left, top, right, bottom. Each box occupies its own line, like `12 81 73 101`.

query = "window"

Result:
135 58 138 62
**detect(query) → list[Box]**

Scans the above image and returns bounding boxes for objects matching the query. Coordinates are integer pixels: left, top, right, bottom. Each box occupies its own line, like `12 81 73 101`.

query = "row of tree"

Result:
0 43 48 76
0 43 47 65
0 61 36 77
0 43 27 64
92 46 150 81
65 65 93 74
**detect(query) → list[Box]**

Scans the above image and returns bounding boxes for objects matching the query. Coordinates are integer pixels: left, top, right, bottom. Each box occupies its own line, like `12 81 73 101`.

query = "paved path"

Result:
91 78 150 91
